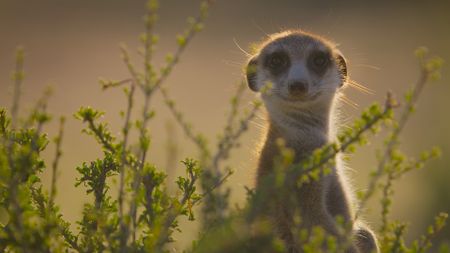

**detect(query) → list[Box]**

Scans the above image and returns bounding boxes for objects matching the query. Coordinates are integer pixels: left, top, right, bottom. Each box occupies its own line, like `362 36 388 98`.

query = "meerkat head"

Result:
246 30 347 110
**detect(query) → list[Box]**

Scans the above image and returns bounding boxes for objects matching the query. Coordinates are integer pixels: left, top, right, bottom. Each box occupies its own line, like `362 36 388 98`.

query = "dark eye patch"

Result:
264 51 290 76
308 50 331 76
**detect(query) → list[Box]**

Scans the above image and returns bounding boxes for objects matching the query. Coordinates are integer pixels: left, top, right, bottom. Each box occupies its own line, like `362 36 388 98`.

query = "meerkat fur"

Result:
245 30 379 253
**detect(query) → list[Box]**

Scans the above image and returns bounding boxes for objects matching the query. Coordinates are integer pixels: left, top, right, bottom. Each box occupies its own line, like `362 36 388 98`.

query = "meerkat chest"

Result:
281 127 329 161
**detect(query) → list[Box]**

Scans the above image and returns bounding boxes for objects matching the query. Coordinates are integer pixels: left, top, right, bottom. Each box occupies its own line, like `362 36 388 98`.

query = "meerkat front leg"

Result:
353 223 379 253
325 173 379 252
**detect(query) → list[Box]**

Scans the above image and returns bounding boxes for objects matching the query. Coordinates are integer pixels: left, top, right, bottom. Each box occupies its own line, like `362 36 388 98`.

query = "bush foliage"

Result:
0 1 448 252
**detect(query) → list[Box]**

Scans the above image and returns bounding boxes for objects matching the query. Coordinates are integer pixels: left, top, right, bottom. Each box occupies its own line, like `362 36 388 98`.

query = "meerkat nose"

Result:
288 81 308 96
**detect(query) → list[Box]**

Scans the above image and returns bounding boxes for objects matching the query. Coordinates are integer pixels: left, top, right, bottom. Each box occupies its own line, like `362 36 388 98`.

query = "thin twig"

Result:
150 0 214 94
123 1 215 249
121 46 143 89
143 1 157 90
211 101 260 172
192 168 234 206
86 119 115 152
211 81 246 172
118 81 136 251
295 96 394 178
126 1 159 246
154 167 199 250
356 68 429 218
11 47 24 129
224 81 246 133
49 116 65 207
380 171 394 234
160 87 206 150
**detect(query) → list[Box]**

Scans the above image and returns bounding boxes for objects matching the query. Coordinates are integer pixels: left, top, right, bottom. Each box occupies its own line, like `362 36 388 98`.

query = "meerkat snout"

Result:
288 80 308 96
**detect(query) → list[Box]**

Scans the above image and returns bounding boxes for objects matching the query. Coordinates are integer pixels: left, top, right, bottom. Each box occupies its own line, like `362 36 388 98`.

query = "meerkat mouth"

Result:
273 91 322 103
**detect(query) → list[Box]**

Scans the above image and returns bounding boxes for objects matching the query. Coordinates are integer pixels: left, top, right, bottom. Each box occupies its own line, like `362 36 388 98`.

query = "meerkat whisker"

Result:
347 79 375 94
233 38 252 57
251 20 271 38
353 63 381 71
222 59 245 67
338 95 359 109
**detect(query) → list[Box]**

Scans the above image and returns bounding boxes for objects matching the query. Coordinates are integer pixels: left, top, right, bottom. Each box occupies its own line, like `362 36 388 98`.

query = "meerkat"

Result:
245 30 379 253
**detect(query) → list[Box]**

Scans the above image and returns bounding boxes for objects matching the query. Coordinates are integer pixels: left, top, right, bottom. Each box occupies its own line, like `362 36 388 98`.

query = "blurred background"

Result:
1 0 449 250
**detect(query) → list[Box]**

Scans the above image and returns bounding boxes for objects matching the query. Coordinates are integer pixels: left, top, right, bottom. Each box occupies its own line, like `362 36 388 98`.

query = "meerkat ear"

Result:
336 53 348 87
246 56 259 92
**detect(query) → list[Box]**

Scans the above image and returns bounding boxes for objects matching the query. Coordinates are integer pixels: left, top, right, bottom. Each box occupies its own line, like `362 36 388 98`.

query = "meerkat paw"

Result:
353 227 379 253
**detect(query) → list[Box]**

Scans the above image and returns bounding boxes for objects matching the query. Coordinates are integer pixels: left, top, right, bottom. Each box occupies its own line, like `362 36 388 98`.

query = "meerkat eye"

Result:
312 52 329 68
265 51 289 73
269 55 285 68
308 51 331 75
